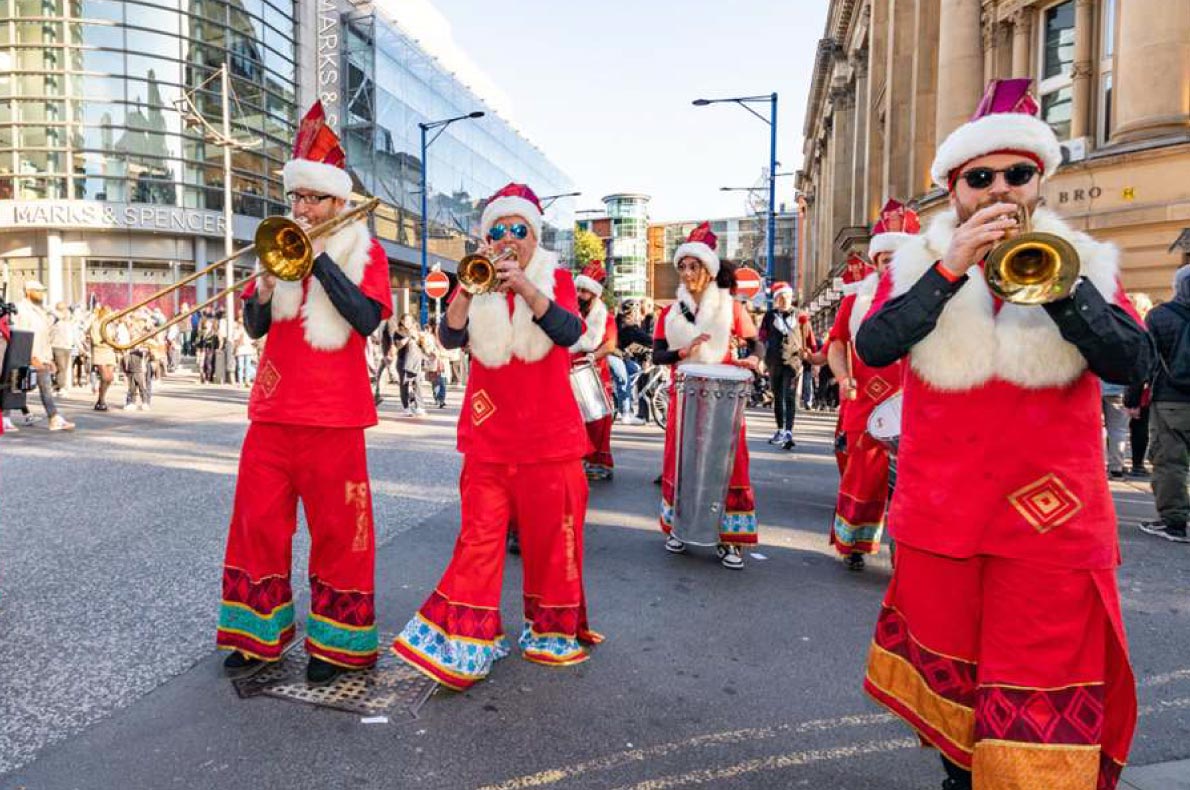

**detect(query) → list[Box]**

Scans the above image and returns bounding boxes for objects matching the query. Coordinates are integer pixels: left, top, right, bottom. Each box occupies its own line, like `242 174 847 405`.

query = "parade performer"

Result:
857 79 1149 790
216 102 393 686
571 261 617 481
393 183 601 691
826 201 919 572
654 223 761 570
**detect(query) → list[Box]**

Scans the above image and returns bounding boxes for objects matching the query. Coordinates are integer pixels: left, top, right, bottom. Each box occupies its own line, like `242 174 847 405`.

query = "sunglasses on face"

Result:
487 223 529 241
958 163 1038 190
286 192 333 205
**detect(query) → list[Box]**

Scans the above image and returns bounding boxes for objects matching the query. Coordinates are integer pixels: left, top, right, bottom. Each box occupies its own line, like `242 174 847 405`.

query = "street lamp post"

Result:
419 111 484 326
694 93 779 304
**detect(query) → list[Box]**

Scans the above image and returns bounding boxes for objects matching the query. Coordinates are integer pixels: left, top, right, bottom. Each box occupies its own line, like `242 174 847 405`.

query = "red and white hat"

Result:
842 253 874 284
931 78 1063 191
868 198 921 256
282 101 353 200
575 260 607 297
770 280 793 301
672 221 720 277
481 182 544 241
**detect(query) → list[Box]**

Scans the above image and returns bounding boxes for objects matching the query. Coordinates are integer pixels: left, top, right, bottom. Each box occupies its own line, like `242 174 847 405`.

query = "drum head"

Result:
679 362 752 382
867 392 903 440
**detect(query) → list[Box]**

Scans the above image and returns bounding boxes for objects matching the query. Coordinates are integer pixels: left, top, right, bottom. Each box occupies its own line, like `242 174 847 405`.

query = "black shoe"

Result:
653 474 663 486
941 756 972 790
844 552 865 572
507 530 521 555
1108 468 1126 481
306 656 344 687
223 651 263 676
1128 466 1150 479
1137 519 1190 543
782 437 796 450
94 402 108 411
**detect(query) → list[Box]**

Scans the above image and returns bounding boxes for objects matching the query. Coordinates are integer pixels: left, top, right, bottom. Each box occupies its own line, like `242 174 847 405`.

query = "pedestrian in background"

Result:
758 281 808 450
398 313 426 416
49 302 73 394
12 281 74 431
1125 292 1154 478
89 305 117 411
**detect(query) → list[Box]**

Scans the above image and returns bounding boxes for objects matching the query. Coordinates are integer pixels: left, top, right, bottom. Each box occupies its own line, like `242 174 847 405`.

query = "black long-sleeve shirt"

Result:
438 300 582 351
855 264 1153 386
242 252 385 341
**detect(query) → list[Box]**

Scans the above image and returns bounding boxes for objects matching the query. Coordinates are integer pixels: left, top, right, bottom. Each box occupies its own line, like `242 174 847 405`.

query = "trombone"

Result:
100 197 380 351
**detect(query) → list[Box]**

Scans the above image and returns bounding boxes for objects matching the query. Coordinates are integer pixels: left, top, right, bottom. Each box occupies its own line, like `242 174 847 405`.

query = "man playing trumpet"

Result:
393 183 601 691
216 102 393 686
855 79 1152 790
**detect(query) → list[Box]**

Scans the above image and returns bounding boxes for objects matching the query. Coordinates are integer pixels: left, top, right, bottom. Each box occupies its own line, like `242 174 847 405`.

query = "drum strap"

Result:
679 302 696 324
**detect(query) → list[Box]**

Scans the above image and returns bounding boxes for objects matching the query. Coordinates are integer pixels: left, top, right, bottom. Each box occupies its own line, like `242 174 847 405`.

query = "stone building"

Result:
796 0 1190 324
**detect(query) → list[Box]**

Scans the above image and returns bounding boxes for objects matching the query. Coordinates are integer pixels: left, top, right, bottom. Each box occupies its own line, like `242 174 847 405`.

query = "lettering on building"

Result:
317 0 340 127
1055 186 1104 205
0 201 226 236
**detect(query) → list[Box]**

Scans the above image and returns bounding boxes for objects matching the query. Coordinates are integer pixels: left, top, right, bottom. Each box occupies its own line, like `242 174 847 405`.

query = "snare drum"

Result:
570 361 613 423
866 391 902 454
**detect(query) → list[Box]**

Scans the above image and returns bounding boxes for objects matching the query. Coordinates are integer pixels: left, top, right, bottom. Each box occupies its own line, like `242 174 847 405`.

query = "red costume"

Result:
860 80 1138 789
657 224 758 545
571 261 616 477
217 102 393 669
393 184 601 691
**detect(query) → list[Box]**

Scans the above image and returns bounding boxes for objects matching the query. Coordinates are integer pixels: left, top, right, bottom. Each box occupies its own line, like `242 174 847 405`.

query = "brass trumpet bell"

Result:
457 248 516 295
984 204 1080 305
255 216 316 281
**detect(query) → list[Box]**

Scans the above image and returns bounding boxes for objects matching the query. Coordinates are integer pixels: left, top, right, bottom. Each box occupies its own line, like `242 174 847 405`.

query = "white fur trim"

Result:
672 242 720 277
282 159 353 200
466 246 559 367
868 232 915 257
847 272 880 340
771 284 793 300
267 218 373 350
663 283 733 365
570 298 608 354
480 197 542 240
930 113 1063 189
574 274 603 297
890 207 1120 390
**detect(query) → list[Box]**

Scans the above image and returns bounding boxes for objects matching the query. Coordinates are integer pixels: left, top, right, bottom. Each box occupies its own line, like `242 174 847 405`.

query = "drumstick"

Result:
845 342 857 401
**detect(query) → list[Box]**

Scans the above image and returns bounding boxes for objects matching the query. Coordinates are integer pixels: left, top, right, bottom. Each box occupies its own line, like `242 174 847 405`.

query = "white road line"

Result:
1138 668 1190 688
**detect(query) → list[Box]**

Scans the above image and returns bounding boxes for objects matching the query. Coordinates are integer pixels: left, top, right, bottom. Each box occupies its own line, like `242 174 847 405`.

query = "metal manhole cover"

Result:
231 634 437 719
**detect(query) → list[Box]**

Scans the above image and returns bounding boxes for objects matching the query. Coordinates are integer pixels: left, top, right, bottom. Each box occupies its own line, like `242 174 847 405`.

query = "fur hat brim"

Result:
282 159 354 200
930 113 1063 190
480 196 543 241
868 232 916 257
574 274 603 296
673 241 720 277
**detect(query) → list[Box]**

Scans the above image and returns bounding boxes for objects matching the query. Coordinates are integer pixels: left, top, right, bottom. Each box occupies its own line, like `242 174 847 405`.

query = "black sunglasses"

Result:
958 164 1038 190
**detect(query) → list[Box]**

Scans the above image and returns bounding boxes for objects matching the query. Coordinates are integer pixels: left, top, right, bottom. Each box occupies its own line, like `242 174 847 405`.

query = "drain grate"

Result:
231 634 437 719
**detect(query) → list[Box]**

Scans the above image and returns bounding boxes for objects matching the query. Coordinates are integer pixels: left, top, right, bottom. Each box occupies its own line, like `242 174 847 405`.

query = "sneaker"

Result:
623 414 646 426
782 430 796 450
768 430 783 445
93 402 108 412
506 530 521 555
123 403 137 411
20 413 41 426
306 656 346 687
1137 520 1190 543
1108 469 1126 481
845 552 866 572
222 650 263 677
664 535 686 554
403 407 414 417
48 415 75 431
1128 466 1149 479
139 403 151 411
3 417 18 433
720 545 744 570
414 408 427 417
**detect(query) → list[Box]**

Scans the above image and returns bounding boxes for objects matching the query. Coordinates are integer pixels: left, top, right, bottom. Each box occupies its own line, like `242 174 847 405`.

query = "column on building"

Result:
1069 0 1095 140
1011 7 1032 78
866 0 890 221
1111 0 1190 144
934 0 983 148
815 133 833 284
195 236 208 304
912 0 941 194
830 81 857 256
46 231 63 305
851 49 870 226
882 0 917 202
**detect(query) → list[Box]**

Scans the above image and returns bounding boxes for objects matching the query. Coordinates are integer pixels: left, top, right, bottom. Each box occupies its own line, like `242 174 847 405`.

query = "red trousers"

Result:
216 423 378 668
393 457 601 690
584 414 614 471
864 544 1135 789
830 429 890 555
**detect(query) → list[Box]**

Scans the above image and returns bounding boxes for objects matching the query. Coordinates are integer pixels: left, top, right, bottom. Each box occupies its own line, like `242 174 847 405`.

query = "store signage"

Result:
317 0 341 127
0 201 227 236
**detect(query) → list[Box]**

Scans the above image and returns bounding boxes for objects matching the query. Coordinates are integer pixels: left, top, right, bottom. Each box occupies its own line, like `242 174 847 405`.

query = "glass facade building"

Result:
0 0 299 309
339 8 575 289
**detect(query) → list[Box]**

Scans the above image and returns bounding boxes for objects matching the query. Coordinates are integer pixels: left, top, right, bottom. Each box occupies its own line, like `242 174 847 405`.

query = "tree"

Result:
573 226 605 269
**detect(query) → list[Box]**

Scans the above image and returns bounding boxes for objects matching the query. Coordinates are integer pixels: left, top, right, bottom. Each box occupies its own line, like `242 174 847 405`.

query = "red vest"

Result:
828 292 903 433
247 239 392 429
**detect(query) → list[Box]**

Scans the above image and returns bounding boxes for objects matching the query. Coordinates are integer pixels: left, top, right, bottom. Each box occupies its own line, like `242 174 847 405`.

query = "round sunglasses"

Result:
487 223 529 241
957 163 1038 191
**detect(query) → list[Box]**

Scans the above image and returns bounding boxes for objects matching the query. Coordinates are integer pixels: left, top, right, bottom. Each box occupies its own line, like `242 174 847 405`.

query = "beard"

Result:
578 296 593 315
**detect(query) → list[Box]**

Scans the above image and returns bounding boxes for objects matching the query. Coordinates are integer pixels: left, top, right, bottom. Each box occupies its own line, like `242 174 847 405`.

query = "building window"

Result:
1038 0 1075 141
1097 0 1116 145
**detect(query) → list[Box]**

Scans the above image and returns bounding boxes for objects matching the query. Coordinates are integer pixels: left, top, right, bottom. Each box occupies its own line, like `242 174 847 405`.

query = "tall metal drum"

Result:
570 361 612 423
672 363 752 546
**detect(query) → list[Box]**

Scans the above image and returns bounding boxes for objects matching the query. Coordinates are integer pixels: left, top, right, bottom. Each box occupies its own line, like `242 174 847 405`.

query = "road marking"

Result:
607 739 918 790
474 713 895 790
1138 669 1190 688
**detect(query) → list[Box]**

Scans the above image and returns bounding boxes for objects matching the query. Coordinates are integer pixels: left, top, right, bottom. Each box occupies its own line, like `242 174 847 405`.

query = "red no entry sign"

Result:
735 267 762 299
425 270 450 300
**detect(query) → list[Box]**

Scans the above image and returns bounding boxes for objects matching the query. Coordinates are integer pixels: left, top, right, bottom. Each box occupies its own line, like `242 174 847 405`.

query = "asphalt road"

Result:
1 372 1187 789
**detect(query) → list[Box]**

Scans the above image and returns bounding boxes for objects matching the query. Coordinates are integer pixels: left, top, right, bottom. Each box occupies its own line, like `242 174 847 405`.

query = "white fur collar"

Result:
466 246 559 367
664 283 733 365
848 272 881 341
571 297 608 354
890 207 1120 390
267 218 372 351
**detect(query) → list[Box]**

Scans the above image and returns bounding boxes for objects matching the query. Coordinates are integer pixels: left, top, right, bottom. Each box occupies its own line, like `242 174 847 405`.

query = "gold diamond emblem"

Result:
1008 473 1083 534
865 375 892 401
255 359 281 398
471 389 497 426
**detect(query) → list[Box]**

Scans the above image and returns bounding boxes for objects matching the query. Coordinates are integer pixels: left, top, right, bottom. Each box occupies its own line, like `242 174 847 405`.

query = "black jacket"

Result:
1127 302 1190 405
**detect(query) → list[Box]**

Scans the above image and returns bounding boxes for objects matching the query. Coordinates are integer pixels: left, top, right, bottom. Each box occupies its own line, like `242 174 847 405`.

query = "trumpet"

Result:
984 200 1079 305
100 197 380 351
457 247 518 295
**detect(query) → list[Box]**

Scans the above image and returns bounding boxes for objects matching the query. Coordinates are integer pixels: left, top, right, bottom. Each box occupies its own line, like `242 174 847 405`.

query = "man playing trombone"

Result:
216 102 393 687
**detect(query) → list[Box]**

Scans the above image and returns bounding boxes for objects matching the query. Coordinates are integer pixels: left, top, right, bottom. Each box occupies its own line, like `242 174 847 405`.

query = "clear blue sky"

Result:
429 0 829 222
